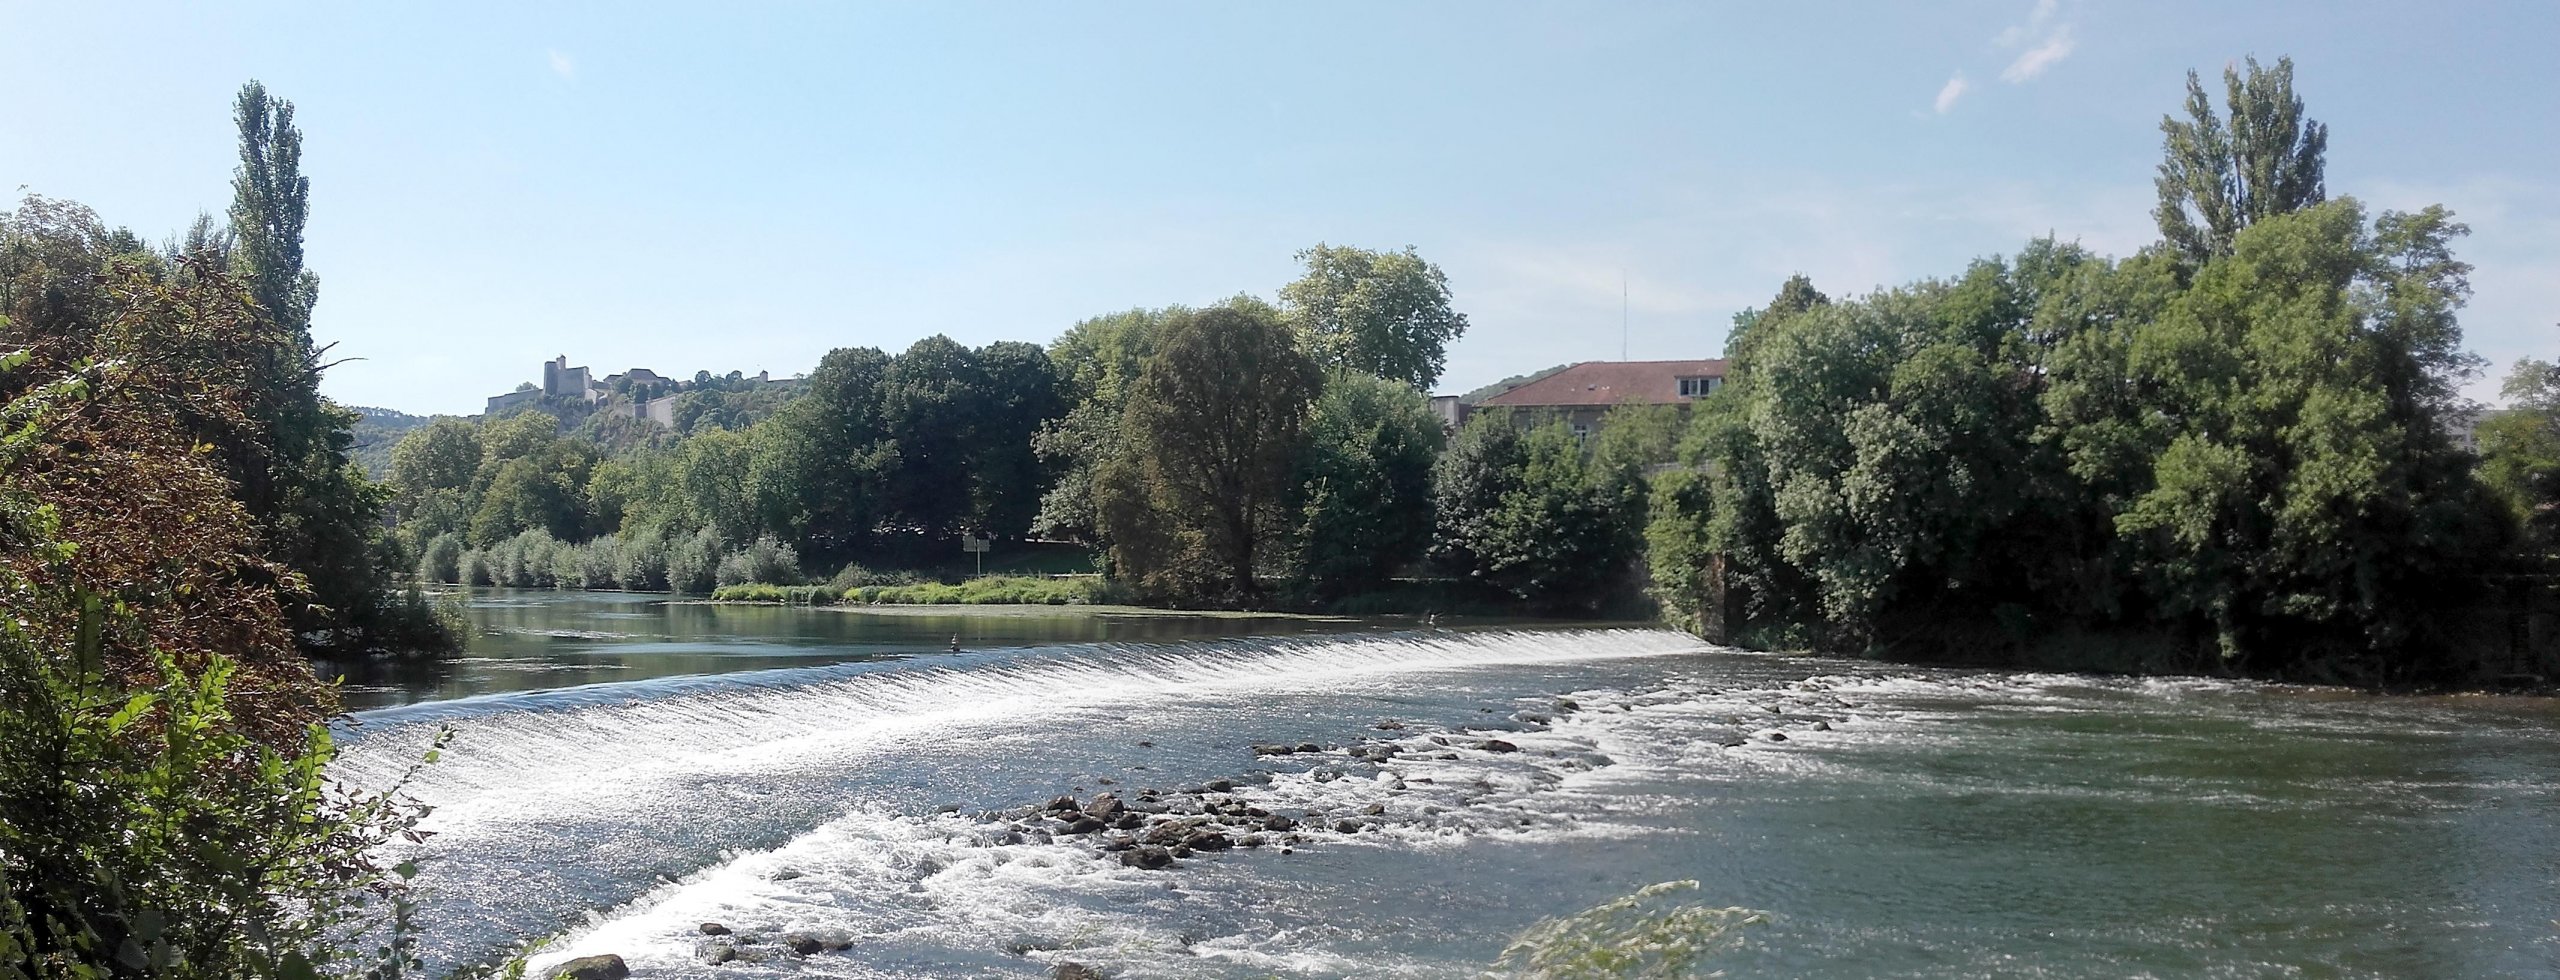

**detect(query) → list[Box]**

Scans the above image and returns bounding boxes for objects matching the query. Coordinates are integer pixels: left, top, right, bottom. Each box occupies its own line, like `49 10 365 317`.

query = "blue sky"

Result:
5 1 2554 415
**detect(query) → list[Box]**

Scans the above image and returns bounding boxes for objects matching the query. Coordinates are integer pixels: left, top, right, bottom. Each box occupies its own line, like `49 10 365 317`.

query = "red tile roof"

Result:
1477 359 1727 408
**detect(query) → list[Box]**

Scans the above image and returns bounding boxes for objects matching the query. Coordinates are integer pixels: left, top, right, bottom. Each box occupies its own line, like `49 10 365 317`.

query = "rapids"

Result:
331 592 2560 977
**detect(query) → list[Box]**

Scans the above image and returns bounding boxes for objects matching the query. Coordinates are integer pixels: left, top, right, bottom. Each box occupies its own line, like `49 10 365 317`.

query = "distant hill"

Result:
346 405 437 480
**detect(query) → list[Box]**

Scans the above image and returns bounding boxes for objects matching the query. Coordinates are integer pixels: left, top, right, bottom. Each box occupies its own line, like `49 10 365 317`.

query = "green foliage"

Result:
1292 372 1444 598
846 576 1108 606
1495 881 1766 979
708 583 839 605
2154 56 2329 264
347 406 433 480
713 536 802 588
1279 243 1470 390
2477 358 2560 552
1095 304 1322 603
1643 468 1719 635
1035 308 1172 543
0 487 444 978
222 81 410 654
1431 414 1647 614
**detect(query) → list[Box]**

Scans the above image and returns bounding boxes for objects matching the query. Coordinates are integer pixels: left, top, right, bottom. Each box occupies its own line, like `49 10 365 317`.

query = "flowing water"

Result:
333 591 2560 978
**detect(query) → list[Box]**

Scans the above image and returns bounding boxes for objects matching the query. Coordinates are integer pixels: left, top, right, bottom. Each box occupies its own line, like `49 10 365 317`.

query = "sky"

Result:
4 1 2555 416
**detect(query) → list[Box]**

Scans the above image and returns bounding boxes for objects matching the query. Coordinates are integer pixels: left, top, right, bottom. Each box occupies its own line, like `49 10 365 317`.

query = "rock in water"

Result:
1054 963 1107 980
548 955 630 980
784 934 824 956
1121 845 1175 870
698 922 730 935
1085 793 1125 821
1481 739 1519 753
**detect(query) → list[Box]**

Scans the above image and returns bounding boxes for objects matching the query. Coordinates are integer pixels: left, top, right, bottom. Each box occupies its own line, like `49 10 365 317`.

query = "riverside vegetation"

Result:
1 57 2555 978
391 60 2553 689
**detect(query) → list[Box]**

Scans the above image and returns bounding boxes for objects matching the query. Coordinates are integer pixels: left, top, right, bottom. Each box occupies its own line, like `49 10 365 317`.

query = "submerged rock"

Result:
1054 963 1108 980
548 955 630 980
783 935 825 956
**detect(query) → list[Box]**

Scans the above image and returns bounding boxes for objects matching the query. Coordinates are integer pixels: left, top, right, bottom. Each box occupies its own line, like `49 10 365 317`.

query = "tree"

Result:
1098 305 1321 600
968 340 1065 540
878 336 984 543
222 80 401 650
2155 56 2329 264
1293 371 1445 598
1280 244 1469 390
1430 415 1646 613
389 417 482 494
1036 308 1174 542
763 346 895 558
2478 358 2560 552
2106 201 2501 671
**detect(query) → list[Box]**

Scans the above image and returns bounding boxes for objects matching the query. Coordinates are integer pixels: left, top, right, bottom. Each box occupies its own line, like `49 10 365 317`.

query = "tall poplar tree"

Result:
2154 56 2329 264
226 80 392 649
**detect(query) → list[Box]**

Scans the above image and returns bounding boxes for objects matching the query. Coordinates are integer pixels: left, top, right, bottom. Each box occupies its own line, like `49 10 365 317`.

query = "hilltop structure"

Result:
484 355 780 428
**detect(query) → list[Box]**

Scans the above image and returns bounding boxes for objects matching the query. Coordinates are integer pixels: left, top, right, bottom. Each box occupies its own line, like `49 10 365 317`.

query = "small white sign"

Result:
961 536 991 553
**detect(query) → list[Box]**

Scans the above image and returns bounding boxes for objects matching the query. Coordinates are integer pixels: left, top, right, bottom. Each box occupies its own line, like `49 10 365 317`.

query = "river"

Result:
330 590 2560 978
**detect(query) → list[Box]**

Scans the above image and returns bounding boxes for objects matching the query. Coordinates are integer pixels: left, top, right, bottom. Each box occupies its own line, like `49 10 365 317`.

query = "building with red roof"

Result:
1465 359 1728 440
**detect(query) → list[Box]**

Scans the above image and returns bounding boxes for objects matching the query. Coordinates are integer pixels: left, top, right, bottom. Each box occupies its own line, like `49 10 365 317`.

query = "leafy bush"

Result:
847 576 1107 606
709 583 839 605
825 563 923 590
416 532 464 584
714 535 801 588
665 528 722 594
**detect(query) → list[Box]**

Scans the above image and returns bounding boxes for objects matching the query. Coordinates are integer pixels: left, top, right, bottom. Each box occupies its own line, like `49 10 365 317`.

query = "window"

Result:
1678 376 1722 397
1571 422 1592 444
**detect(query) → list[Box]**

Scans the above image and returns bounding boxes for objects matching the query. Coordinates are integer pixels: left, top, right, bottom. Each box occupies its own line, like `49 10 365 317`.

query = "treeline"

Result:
1644 59 2530 685
386 56 2554 690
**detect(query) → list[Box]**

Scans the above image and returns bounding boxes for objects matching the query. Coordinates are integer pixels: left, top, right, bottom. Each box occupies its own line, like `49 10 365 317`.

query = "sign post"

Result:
961 535 990 577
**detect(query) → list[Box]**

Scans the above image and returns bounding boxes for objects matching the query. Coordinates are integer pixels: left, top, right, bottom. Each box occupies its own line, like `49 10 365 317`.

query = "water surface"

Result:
334 591 2560 977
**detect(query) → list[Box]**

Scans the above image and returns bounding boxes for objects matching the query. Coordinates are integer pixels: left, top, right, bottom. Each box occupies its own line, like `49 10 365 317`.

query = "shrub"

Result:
826 563 922 590
416 532 464 584
618 534 670 592
710 583 839 605
714 535 802 588
665 528 722 594
847 576 1106 606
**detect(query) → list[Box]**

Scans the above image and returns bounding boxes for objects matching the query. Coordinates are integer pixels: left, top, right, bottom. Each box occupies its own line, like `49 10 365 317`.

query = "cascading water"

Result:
335 605 2560 978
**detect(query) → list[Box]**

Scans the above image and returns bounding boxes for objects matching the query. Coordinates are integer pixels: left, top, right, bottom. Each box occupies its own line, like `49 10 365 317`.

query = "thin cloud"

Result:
2002 30 2075 82
1995 0 2074 83
548 49 577 82
1934 73 1972 114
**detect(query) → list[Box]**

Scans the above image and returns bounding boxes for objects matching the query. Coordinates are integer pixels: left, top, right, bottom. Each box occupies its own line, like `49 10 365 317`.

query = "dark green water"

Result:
333 591 2560 977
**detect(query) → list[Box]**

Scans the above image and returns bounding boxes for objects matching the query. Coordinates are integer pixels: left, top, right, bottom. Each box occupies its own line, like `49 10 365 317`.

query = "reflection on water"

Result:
322 589 1452 709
